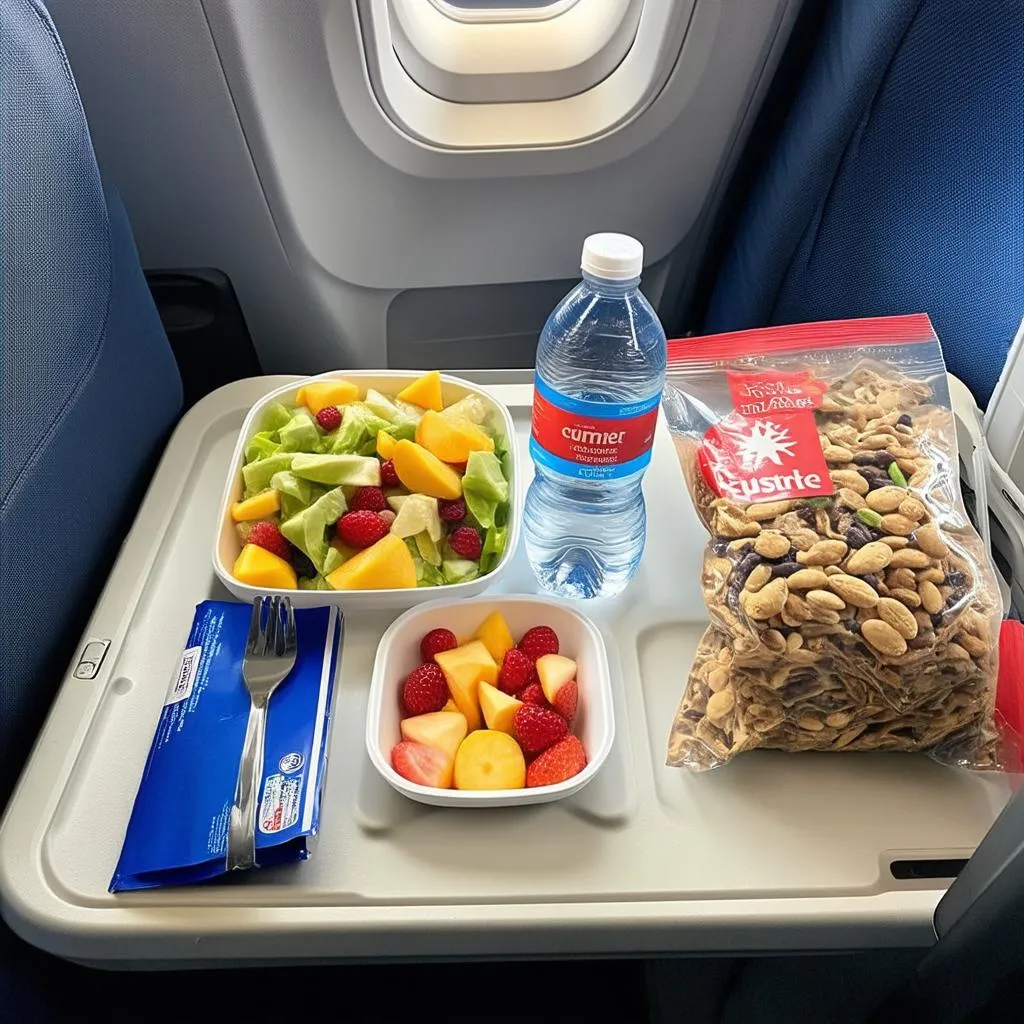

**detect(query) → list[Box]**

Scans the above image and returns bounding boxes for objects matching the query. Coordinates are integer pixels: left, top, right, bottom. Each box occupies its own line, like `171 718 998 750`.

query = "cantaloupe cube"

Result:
295 379 360 415
391 440 462 500
325 533 416 590
232 544 297 589
400 711 468 760
415 411 494 464
454 731 525 790
434 641 498 732
479 683 522 735
474 610 515 663
397 371 443 412
231 490 282 522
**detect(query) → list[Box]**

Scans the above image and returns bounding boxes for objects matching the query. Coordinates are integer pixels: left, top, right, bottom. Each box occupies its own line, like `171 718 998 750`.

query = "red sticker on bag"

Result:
700 370 831 502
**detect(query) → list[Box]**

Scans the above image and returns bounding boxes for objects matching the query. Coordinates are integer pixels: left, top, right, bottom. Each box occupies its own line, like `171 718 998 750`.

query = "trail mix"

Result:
662 317 1003 770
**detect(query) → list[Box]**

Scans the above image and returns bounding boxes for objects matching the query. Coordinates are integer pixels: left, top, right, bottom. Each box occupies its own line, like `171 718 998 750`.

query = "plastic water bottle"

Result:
524 233 667 599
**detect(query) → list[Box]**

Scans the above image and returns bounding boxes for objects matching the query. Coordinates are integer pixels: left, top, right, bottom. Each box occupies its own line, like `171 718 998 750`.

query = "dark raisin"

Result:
908 635 932 649
292 550 317 579
797 507 818 526
845 619 860 633
772 562 804 578
931 613 945 629
711 538 729 555
727 583 743 610
735 551 762 580
846 524 870 549
861 574 880 589
946 570 967 588
684 708 704 722
898 413 913 427
779 551 799 564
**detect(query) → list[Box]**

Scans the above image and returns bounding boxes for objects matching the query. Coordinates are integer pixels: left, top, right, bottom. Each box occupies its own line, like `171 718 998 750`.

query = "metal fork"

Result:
227 595 297 871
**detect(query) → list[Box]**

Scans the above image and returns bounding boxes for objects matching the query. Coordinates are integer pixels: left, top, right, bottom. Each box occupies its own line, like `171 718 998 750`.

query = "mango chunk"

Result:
397 371 443 412
454 731 525 790
295 379 360 415
415 410 494 464
231 489 281 522
325 533 416 590
434 641 498 732
376 430 398 460
392 440 462 500
232 544 297 589
475 610 516 663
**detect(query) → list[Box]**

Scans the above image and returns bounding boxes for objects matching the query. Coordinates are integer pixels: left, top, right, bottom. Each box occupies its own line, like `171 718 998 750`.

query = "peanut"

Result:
830 470 869 495
866 487 910 513
797 539 849 566
919 580 944 615
823 445 854 463
862 618 908 657
744 564 772 593
898 496 927 521
875 597 919 639
707 667 729 692
740 577 788 619
826 573 880 608
754 531 791 559
915 524 950 559
845 541 893 575
706 688 735 724
891 587 922 608
746 500 795 521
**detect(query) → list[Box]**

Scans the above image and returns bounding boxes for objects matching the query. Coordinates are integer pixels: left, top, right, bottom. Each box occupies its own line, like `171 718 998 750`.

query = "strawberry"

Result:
380 459 401 487
518 625 559 662
350 486 387 513
498 648 534 694
513 704 568 755
448 526 482 560
316 406 341 431
336 511 389 549
401 663 449 716
247 521 292 562
518 682 549 707
526 735 587 788
551 679 578 721
391 741 451 789
420 627 458 661
439 498 466 523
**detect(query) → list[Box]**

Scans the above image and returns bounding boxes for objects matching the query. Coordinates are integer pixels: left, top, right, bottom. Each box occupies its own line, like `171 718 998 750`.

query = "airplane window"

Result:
359 0 690 147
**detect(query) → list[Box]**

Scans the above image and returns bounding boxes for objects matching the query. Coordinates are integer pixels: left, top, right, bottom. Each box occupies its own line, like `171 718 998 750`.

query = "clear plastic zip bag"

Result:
662 315 1004 771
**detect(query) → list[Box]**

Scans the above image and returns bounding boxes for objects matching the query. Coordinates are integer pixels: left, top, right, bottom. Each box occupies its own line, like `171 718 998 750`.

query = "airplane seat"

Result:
701 0 1023 408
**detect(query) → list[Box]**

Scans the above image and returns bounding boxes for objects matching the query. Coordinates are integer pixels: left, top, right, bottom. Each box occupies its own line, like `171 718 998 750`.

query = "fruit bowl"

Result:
212 371 521 609
366 596 615 807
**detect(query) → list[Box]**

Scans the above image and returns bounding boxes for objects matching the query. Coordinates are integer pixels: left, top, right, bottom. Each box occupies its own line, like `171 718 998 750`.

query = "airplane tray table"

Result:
0 372 1011 968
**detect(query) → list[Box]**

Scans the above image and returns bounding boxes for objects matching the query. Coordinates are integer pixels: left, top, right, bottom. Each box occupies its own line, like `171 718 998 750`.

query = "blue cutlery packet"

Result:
111 600 342 892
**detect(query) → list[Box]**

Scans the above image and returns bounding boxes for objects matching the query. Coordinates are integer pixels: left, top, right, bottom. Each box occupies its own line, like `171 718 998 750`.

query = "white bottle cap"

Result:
581 233 644 281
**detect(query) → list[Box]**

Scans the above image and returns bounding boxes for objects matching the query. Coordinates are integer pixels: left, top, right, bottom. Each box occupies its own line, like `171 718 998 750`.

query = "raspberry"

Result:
551 679 578 721
378 509 396 527
380 459 401 487
420 628 458 662
316 406 341 431
439 499 466 523
498 648 535 694
526 735 587 788
401 663 449 716
518 682 549 707
350 486 387 513
247 521 292 562
513 704 568 755
518 625 560 662
336 511 389 549
448 526 482 560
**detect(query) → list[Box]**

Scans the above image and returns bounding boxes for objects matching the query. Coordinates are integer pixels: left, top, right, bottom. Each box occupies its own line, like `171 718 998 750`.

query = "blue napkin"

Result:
111 600 341 891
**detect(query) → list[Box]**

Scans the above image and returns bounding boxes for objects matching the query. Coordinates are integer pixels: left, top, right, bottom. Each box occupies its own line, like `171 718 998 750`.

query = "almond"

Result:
797 539 849 566
754 531 791 559
739 577 788 620
919 579 944 615
915 524 950 559
866 487 910 513
845 541 893 575
880 513 916 536
786 568 830 590
875 597 919 639
806 589 846 612
889 548 932 569
826 573 880 608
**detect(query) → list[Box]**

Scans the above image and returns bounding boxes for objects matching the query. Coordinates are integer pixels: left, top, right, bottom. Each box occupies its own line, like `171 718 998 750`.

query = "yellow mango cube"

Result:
397 371 443 412
232 544 297 589
391 440 462 500
230 490 281 522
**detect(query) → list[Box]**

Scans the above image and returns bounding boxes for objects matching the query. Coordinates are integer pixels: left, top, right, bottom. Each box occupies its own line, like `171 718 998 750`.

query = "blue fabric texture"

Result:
0 0 182 814
704 0 1024 407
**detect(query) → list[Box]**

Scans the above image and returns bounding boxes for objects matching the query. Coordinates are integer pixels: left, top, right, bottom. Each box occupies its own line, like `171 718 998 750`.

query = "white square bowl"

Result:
212 370 521 610
366 596 615 807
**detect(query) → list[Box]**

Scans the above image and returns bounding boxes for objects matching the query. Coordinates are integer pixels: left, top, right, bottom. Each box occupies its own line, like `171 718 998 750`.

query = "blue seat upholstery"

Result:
704 0 1024 407
0 0 182 802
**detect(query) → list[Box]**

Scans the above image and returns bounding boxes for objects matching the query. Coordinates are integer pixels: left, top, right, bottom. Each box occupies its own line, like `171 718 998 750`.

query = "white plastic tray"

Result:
0 373 1011 968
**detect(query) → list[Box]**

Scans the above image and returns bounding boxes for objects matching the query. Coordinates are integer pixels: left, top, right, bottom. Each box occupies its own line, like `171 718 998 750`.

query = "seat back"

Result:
0 0 182 805
704 0 1024 406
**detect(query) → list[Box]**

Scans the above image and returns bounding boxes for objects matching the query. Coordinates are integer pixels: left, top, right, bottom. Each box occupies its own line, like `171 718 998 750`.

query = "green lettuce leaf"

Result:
242 452 295 495
280 487 347 572
291 453 381 487
260 402 293 434
245 431 282 462
298 575 333 591
330 404 395 454
442 559 480 585
278 409 320 453
270 470 324 520
479 523 508 574
461 450 509 529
